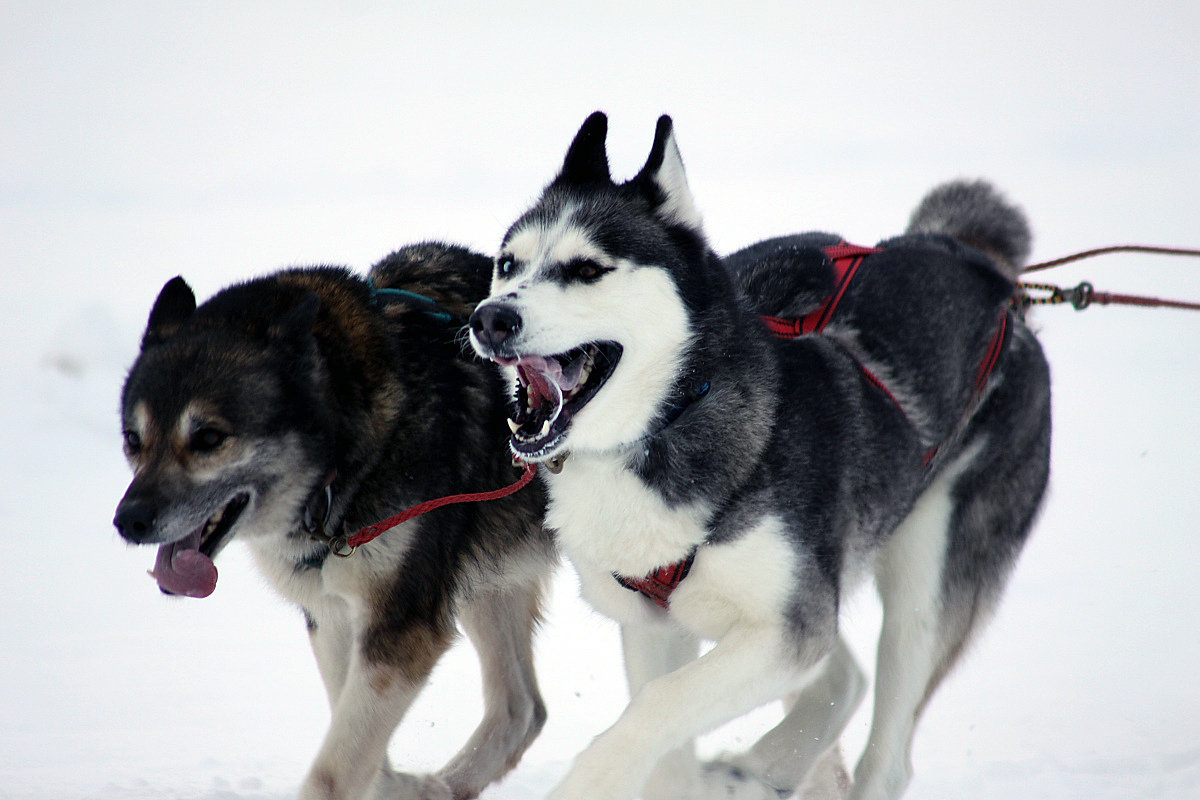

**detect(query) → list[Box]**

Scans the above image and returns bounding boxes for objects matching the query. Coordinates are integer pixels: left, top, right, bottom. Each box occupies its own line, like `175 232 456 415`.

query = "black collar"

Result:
658 380 710 430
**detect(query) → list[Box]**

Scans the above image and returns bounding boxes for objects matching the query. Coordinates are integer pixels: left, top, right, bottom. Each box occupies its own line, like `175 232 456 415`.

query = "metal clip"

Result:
1066 281 1094 310
328 536 356 558
513 452 567 473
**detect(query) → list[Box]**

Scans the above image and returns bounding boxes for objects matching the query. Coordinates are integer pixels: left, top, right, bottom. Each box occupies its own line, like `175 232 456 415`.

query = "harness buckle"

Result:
328 536 357 558
1067 281 1094 310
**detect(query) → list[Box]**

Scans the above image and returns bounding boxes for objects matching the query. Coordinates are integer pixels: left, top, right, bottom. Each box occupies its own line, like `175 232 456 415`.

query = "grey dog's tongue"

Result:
151 532 218 598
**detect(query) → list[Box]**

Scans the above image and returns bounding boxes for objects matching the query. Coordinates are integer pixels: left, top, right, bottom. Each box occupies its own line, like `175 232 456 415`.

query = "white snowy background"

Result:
2 1 1199 798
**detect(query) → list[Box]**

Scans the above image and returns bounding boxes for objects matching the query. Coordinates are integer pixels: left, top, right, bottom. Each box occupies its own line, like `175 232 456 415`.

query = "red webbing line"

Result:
759 244 882 338
760 314 804 338
1022 245 1200 274
346 464 538 549
974 312 1010 395
614 549 697 610
1089 291 1200 311
823 243 885 261
808 252 866 333
859 364 903 409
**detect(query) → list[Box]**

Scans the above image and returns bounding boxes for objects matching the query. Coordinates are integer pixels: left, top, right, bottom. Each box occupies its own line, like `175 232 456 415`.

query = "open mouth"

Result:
150 493 250 598
506 342 622 459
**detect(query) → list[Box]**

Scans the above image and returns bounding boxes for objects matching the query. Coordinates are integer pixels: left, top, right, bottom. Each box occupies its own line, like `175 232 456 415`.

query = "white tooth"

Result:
507 418 520 433
540 419 551 437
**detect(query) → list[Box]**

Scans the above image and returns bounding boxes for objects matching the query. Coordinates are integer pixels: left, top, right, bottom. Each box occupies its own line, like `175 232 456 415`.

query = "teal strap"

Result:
368 279 456 324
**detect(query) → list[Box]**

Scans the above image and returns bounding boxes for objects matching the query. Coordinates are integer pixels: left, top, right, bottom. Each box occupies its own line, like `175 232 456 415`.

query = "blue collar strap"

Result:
368 281 457 324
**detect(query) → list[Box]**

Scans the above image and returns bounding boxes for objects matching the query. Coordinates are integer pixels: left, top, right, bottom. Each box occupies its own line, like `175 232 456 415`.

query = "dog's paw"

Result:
794 744 852 800
369 771 455 800
699 761 788 800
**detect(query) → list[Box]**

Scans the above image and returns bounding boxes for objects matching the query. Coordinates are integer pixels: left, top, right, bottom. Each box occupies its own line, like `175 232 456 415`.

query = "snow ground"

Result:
2 2 1199 798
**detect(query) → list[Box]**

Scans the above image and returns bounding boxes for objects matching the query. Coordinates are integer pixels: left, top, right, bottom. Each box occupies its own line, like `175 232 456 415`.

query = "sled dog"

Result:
469 113 1051 800
114 243 553 800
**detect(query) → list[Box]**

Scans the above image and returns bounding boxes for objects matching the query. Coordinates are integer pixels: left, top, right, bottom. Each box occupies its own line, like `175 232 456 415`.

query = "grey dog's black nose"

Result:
113 498 156 543
469 303 522 351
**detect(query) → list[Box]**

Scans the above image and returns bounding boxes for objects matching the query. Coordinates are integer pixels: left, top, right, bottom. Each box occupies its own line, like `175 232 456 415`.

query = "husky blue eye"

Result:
123 430 141 453
498 257 515 276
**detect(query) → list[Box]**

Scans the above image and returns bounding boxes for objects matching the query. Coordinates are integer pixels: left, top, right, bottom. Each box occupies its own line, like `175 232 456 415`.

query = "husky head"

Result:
470 112 709 462
114 277 330 597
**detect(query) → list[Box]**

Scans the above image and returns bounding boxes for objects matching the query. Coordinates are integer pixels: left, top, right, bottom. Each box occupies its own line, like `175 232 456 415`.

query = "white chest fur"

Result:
544 451 709 577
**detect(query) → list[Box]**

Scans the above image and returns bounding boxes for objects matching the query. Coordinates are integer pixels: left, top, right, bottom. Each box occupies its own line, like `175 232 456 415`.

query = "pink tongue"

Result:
150 532 218 598
518 358 565 409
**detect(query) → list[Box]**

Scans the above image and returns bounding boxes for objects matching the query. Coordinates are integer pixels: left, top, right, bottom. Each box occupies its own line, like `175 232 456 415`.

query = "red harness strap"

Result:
974 311 1010 396
614 548 697 609
760 243 907 414
760 244 882 337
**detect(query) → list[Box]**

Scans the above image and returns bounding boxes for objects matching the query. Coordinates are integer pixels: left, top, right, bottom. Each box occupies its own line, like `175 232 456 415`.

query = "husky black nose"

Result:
469 303 522 351
113 498 157 543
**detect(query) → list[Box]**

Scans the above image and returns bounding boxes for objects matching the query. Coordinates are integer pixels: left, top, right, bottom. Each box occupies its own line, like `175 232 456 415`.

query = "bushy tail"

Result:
906 180 1031 280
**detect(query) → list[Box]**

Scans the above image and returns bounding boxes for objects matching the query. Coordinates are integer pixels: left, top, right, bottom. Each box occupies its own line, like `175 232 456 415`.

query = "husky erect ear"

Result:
628 115 703 231
141 276 196 349
554 111 612 186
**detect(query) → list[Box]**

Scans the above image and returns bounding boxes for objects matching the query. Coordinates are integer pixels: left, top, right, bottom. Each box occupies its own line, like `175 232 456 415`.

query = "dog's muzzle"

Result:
469 301 522 356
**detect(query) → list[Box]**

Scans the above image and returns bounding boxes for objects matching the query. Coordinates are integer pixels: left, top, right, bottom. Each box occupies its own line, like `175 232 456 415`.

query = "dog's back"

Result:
729 180 1051 799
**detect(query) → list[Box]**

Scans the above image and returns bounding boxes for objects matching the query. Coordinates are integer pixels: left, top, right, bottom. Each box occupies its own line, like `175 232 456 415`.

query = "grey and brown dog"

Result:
114 243 552 800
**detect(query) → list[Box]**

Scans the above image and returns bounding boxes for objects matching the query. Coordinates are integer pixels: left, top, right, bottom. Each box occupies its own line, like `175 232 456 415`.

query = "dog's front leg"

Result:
299 624 454 800
436 582 548 798
548 625 803 800
620 622 702 800
307 601 355 710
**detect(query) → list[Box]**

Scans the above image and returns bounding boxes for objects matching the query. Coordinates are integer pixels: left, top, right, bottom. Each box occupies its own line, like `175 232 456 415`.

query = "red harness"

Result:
615 242 1011 609
614 549 697 609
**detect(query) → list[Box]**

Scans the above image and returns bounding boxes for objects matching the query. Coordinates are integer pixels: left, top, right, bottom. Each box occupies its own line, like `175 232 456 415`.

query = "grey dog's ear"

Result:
274 292 321 343
627 115 703 232
142 276 196 349
554 111 612 187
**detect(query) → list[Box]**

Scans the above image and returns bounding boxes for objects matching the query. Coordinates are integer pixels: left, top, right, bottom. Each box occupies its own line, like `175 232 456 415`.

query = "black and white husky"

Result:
469 113 1051 800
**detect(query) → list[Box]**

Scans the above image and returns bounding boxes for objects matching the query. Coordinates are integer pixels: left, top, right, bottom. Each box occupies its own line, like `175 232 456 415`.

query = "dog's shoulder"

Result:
368 242 494 322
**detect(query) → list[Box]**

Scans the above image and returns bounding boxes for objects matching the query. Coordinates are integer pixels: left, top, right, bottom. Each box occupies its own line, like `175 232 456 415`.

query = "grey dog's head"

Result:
114 276 328 597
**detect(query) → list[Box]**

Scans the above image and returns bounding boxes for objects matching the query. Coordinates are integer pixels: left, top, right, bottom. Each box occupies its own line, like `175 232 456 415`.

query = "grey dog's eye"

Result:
123 430 142 454
190 427 227 453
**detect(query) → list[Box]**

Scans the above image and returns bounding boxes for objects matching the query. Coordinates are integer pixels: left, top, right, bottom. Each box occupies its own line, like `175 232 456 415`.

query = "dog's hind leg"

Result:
852 440 1024 800
853 341 1050 800
702 635 866 799
849 447 974 800
436 581 548 799
620 622 702 800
